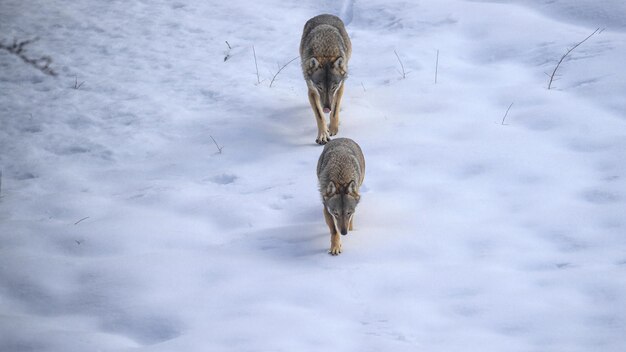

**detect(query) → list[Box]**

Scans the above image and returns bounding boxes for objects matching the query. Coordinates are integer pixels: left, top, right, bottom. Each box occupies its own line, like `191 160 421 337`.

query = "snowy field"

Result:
1 0 625 351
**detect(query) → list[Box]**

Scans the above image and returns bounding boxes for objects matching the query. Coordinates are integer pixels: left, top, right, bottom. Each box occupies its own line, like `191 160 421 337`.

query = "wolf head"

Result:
323 180 360 235
306 57 347 113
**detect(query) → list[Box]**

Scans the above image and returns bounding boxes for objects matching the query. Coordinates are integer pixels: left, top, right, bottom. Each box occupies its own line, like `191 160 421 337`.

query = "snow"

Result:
1 0 625 351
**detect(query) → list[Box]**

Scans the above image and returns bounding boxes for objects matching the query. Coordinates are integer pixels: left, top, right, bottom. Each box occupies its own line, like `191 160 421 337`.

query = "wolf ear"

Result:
309 57 320 70
325 182 337 197
346 180 359 196
333 57 345 70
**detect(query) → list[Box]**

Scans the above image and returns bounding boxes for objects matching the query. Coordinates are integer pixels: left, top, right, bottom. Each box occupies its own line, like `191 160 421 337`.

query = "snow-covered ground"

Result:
1 0 625 351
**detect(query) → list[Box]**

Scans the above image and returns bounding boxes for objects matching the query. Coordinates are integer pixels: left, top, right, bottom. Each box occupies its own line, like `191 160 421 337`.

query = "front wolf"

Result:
300 14 352 145
317 138 365 255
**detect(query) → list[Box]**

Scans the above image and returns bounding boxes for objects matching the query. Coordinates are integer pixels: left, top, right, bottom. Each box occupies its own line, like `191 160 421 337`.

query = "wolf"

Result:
317 138 365 255
300 14 352 145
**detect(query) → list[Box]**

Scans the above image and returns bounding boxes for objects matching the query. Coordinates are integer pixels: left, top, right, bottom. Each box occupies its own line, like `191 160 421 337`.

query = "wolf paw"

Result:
316 131 330 145
329 124 339 136
328 243 342 256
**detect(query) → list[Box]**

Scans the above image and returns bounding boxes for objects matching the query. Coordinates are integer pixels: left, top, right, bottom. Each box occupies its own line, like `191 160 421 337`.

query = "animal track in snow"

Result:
581 189 620 204
209 173 237 185
101 312 182 345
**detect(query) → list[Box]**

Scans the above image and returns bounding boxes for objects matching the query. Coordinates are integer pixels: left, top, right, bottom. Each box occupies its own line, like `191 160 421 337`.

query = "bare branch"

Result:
393 49 406 79
224 41 232 62
501 102 514 125
74 216 90 225
72 75 85 89
0 37 57 76
547 28 603 89
252 45 260 84
269 56 299 88
210 135 223 153
435 49 439 84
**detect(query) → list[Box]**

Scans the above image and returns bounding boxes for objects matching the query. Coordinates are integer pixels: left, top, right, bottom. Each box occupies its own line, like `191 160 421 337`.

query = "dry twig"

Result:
435 49 439 84
269 56 299 88
224 41 232 62
0 37 57 76
72 75 85 89
210 135 223 153
394 49 406 79
501 102 514 125
547 28 603 89
252 45 260 84
74 216 90 225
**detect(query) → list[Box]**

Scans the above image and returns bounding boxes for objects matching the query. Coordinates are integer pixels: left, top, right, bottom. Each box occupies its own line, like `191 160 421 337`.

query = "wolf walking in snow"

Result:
317 138 365 255
300 14 352 145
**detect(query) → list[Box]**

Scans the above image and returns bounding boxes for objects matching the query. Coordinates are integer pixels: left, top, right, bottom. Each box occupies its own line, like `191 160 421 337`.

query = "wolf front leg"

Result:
329 83 345 136
323 207 342 255
348 214 354 231
308 88 330 145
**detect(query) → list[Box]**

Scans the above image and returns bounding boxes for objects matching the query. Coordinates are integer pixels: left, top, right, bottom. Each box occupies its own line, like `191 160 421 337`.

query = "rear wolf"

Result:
300 14 352 145
317 138 365 255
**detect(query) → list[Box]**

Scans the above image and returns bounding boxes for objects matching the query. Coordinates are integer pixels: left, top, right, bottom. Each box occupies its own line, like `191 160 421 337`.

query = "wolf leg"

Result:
308 89 330 145
349 214 354 231
324 207 342 255
329 83 344 136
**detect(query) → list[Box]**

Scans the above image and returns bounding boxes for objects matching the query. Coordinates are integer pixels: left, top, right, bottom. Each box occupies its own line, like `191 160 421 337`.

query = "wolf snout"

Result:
323 107 331 114
340 228 348 235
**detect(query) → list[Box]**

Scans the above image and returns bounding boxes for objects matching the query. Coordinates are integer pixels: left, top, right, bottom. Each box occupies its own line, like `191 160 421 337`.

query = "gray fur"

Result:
299 14 353 144
300 14 352 63
317 138 365 189
317 138 365 239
